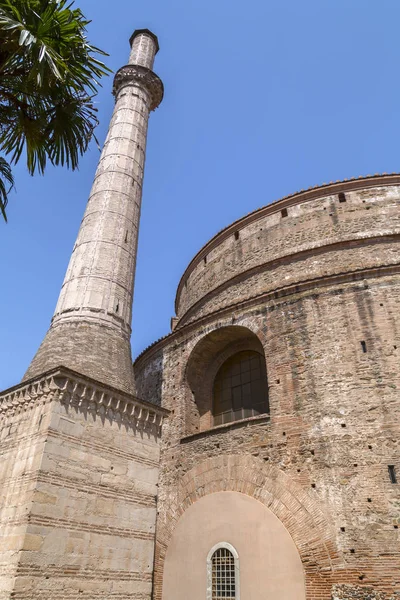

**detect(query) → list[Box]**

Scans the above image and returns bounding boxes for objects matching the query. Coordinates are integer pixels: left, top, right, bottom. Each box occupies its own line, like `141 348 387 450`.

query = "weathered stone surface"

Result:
332 584 400 600
134 176 400 600
0 367 167 600
23 29 163 395
2 19 400 600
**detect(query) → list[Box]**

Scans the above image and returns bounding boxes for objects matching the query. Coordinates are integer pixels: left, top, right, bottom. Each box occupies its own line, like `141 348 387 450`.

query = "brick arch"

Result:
183 323 268 434
154 454 342 600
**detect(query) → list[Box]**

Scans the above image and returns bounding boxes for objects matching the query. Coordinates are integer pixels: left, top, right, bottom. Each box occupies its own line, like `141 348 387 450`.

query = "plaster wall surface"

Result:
162 491 306 600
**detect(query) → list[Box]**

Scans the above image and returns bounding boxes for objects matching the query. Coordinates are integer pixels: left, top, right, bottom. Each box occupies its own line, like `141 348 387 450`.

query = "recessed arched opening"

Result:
213 350 269 426
185 326 269 435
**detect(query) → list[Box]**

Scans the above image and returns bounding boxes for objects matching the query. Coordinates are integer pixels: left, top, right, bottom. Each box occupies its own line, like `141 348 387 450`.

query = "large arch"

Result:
154 455 342 600
162 491 306 600
184 325 268 434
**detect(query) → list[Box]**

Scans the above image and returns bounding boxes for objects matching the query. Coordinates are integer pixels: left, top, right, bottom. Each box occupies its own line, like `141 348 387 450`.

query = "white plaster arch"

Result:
207 542 240 600
161 490 306 600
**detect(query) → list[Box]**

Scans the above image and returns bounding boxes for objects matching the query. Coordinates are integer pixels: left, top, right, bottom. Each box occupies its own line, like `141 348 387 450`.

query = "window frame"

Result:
206 542 240 600
212 350 269 426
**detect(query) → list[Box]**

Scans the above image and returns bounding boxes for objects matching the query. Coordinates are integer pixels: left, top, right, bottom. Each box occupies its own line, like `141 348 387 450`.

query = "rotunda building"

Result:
134 174 400 600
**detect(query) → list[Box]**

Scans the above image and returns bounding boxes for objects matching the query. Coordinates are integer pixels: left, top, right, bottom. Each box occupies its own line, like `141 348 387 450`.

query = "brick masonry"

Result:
134 176 400 600
1 24 400 600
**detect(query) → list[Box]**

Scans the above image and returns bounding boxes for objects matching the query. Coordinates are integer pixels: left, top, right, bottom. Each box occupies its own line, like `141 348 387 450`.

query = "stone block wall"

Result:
332 584 400 600
0 368 166 600
0 392 49 600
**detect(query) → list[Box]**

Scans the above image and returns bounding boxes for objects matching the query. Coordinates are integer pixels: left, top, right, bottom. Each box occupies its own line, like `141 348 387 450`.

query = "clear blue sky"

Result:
1 0 399 390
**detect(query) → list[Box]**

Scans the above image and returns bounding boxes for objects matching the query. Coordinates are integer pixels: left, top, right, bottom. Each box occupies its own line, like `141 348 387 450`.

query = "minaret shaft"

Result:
23 30 163 393
54 68 151 335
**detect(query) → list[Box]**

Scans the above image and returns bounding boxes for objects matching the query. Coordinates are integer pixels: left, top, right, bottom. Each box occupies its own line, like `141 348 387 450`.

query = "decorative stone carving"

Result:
113 64 164 110
0 366 167 435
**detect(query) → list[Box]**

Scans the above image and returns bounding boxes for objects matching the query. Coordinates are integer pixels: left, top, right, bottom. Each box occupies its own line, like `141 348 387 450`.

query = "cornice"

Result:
129 29 160 54
0 366 168 436
176 233 400 328
134 262 400 368
174 173 400 314
113 64 164 110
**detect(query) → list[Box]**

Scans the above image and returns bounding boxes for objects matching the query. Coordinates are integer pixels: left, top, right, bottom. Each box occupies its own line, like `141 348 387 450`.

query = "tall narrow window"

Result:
388 465 397 484
213 350 269 426
207 543 240 600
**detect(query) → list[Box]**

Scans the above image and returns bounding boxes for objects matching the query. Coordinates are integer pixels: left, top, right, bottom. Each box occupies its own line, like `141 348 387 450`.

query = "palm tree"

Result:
0 0 111 221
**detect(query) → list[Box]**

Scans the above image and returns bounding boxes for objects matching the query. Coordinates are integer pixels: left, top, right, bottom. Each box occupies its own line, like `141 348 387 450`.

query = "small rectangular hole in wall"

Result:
234 231 239 240
281 208 288 218
340 527 345 532
388 465 397 484
204 256 207 265
338 192 346 203
361 341 367 353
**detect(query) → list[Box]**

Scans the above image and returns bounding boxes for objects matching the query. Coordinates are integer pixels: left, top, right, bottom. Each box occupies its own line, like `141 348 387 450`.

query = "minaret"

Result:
24 29 163 393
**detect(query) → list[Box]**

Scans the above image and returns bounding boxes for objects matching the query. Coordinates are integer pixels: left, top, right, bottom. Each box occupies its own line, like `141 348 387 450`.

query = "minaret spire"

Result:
24 29 163 393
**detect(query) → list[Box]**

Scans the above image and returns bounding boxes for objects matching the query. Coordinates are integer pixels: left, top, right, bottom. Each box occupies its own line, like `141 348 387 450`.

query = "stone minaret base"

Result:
24 321 135 395
0 368 166 600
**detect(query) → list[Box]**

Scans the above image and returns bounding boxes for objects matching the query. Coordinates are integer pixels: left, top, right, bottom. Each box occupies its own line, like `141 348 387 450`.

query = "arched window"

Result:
213 350 269 426
207 543 240 600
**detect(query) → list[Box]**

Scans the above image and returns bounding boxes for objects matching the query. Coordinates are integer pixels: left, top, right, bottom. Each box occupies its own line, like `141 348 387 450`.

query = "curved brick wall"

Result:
134 174 400 600
175 176 400 326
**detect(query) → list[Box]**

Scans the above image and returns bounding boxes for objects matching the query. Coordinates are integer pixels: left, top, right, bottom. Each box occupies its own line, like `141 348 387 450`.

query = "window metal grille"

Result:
213 350 269 426
211 548 236 599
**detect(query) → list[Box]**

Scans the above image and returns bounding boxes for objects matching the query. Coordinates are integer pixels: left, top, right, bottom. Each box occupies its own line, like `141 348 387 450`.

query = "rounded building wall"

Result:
134 175 400 600
175 176 400 326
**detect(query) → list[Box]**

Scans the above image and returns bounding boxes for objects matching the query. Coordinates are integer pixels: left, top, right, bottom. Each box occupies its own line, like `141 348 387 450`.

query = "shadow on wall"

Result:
184 325 269 435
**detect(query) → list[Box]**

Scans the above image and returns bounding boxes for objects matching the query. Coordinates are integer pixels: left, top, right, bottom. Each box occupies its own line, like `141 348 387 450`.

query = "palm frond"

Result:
0 0 111 186
0 156 14 221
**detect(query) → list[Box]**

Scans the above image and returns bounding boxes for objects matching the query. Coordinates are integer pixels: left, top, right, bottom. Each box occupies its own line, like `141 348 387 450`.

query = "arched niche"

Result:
185 326 268 434
162 491 306 600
